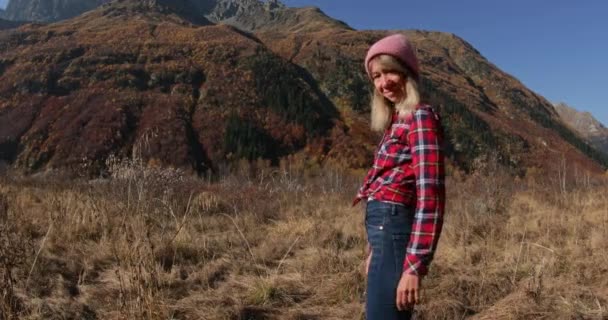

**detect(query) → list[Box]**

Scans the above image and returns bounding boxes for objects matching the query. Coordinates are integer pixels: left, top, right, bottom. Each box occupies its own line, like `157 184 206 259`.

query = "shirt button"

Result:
379 226 384 230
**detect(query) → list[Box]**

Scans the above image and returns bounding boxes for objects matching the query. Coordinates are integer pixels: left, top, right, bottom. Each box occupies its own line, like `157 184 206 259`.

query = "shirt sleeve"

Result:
404 108 446 276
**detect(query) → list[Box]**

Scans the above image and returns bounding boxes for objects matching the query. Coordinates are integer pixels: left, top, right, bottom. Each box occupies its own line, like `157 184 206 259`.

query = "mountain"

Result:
202 0 351 32
1 0 351 33
0 0 606 176
0 4 26 30
2 0 109 22
0 0 343 174
554 102 608 156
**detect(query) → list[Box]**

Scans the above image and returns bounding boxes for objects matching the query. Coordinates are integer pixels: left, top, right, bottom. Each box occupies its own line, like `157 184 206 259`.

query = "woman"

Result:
353 34 446 319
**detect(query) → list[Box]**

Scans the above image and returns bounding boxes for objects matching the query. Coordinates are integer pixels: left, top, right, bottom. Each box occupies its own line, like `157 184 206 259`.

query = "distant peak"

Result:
264 0 285 10
92 0 213 25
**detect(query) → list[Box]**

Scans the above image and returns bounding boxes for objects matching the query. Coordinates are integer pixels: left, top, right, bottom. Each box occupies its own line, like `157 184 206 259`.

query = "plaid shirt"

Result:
354 105 445 276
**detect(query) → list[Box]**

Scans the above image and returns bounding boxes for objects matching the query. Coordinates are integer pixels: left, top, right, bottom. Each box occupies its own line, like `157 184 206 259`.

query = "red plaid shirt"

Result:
354 105 445 276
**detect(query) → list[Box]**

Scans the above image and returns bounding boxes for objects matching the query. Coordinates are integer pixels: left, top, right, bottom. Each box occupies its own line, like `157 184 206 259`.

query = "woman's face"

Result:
370 59 407 103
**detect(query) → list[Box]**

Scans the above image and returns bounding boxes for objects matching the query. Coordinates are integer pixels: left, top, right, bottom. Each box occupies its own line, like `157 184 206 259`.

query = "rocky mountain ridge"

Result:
2 0 108 22
0 0 350 32
554 102 608 156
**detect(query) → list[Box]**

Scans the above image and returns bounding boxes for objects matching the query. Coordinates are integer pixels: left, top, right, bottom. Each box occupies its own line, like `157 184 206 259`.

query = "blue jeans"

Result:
366 200 414 320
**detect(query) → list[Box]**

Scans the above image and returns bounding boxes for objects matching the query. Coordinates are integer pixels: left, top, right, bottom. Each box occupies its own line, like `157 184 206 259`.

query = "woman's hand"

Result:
396 273 420 310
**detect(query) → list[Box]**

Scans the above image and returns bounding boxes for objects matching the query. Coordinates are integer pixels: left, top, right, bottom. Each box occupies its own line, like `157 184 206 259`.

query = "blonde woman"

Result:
353 34 446 319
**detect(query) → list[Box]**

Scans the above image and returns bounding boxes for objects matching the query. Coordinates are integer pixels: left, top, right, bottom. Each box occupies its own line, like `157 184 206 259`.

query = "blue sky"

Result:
282 0 608 126
0 0 6 9
1 0 606 124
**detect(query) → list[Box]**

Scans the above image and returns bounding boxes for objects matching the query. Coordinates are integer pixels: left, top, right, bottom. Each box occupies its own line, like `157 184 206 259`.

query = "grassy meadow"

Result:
0 157 607 320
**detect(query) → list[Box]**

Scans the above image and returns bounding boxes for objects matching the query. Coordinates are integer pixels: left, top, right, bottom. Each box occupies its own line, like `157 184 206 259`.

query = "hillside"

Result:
256 29 608 173
0 0 346 175
554 102 608 156
0 0 606 177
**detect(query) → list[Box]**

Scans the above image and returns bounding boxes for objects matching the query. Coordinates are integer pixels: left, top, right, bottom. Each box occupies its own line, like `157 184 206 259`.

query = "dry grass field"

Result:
0 158 607 320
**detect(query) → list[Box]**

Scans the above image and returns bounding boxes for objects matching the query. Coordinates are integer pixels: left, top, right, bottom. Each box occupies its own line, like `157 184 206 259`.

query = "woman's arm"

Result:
403 107 445 277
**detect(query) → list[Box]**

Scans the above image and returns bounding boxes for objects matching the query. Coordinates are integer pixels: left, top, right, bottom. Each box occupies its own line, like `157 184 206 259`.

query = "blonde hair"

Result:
369 55 421 132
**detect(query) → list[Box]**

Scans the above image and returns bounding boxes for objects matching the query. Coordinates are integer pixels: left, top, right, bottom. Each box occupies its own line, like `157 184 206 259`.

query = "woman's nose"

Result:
380 75 393 87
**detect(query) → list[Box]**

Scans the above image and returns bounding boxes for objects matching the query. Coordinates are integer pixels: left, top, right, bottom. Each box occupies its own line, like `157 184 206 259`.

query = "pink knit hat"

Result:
364 34 419 80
